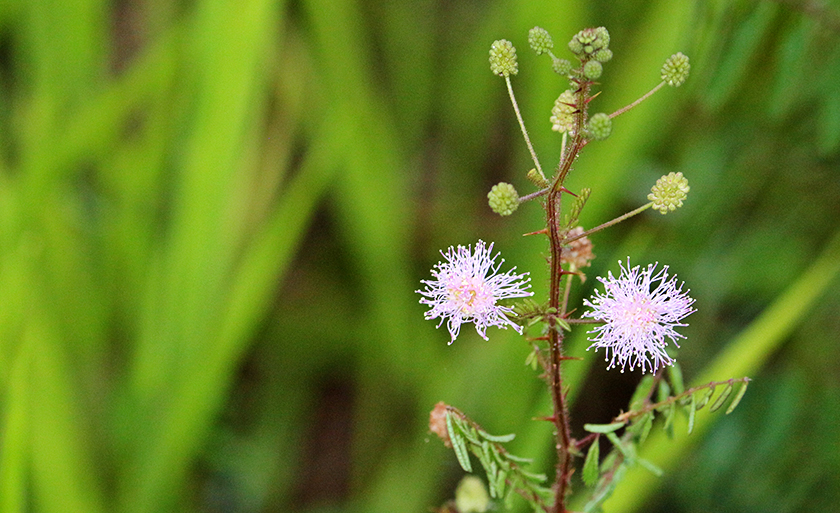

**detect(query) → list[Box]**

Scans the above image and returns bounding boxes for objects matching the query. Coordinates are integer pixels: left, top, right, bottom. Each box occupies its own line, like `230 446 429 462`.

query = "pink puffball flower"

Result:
583 259 696 373
417 240 533 344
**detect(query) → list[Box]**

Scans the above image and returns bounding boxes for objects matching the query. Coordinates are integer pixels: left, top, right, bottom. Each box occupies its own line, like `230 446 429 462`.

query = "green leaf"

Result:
663 403 676 439
495 469 507 498
518 469 548 482
657 379 671 403
504 453 534 464
478 430 516 443
637 412 654 444
582 439 600 487
637 457 663 477
605 432 630 459
629 375 655 410
584 422 626 434
487 460 499 498
709 383 734 413
687 393 697 435
446 411 472 472
668 362 685 395
725 380 749 414
695 385 715 410
524 349 538 370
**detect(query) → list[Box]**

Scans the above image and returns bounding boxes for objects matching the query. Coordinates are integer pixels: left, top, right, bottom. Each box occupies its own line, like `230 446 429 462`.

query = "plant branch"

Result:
506 76 546 182
609 81 665 119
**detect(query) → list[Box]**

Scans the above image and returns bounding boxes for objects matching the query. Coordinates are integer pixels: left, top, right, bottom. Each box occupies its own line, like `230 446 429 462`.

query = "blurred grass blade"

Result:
596 227 840 513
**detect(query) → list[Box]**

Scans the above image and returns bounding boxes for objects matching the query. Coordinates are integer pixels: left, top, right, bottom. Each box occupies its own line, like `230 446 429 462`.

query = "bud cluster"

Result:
568 27 612 61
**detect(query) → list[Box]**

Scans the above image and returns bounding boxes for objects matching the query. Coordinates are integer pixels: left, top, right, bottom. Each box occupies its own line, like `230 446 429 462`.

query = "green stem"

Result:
565 203 652 244
610 81 665 119
506 76 546 181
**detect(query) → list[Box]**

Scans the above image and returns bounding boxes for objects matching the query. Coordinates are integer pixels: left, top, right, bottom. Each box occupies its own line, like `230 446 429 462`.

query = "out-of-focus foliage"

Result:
0 0 838 512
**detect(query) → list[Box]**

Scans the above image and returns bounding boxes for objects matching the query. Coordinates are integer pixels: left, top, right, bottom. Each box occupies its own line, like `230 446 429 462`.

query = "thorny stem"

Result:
545 77 593 513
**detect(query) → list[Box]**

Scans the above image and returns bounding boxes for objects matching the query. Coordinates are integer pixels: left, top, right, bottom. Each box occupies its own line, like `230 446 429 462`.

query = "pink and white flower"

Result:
417 241 533 344
583 259 695 373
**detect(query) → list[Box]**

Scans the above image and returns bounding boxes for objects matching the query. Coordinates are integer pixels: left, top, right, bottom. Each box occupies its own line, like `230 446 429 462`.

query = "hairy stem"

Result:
545 77 593 513
506 76 546 181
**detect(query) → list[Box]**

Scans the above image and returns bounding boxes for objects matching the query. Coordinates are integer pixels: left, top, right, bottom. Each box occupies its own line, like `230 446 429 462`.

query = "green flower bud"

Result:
489 39 518 77
583 60 603 79
528 26 554 55
594 48 613 63
568 37 584 56
455 476 490 513
648 172 689 213
550 90 577 134
569 27 610 57
661 52 690 87
488 182 520 216
552 57 572 76
594 26 611 48
586 112 612 141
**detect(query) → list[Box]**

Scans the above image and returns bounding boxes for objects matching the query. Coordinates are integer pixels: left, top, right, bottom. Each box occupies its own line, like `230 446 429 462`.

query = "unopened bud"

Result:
586 112 612 141
661 52 690 87
455 476 490 513
569 27 610 57
487 182 520 216
528 27 554 55
594 48 613 63
489 39 518 77
552 57 572 76
648 172 690 213
583 60 603 79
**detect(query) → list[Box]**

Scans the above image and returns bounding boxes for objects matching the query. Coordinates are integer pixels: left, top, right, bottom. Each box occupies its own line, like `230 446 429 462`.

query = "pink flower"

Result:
417 241 533 344
583 259 695 373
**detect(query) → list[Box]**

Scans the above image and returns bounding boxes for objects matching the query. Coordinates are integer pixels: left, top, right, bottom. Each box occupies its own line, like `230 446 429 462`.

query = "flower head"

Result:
417 240 533 344
583 259 695 373
648 171 690 214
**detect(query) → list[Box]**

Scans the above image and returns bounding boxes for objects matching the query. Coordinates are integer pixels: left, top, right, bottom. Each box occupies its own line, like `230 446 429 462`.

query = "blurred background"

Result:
1 0 839 512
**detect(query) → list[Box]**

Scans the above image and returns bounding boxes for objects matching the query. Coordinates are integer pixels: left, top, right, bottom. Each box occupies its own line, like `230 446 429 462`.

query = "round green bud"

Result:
583 60 603 79
487 182 520 216
552 57 572 76
568 38 583 55
648 171 689 213
528 26 554 55
594 48 613 63
550 90 577 134
586 112 612 141
489 39 518 77
569 27 610 57
455 476 490 513
661 52 690 87
594 26 610 48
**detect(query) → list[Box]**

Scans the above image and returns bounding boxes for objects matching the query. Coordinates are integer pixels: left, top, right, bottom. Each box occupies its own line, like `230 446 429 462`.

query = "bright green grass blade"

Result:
594 228 840 513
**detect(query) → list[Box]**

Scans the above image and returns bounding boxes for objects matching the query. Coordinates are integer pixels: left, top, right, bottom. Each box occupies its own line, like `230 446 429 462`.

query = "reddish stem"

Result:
545 77 592 513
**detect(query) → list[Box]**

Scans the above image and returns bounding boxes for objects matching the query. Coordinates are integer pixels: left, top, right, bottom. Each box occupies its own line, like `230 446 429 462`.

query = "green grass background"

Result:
1 0 839 512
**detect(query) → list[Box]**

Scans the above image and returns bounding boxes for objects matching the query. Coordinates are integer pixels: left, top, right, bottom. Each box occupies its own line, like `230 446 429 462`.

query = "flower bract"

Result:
582 259 695 373
417 241 533 344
